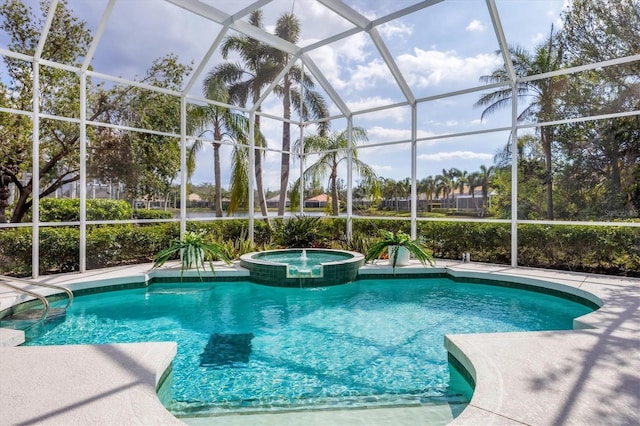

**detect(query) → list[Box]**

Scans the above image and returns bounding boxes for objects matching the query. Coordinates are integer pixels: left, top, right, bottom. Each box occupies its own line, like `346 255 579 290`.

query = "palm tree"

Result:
467 171 481 210
418 176 437 212
213 10 281 218
395 177 411 212
455 169 468 193
227 142 250 215
271 13 330 216
494 133 545 169
435 172 451 209
382 178 404 213
436 168 458 208
186 76 250 217
475 27 564 219
478 165 495 217
369 177 382 208
294 127 377 216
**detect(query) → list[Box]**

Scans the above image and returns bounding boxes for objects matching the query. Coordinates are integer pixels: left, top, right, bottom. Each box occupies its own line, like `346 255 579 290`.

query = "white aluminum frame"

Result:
0 0 636 278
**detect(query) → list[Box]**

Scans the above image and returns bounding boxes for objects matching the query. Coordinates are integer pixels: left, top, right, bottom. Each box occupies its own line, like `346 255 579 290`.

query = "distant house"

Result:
381 188 493 212
304 193 330 208
266 193 290 208
267 194 291 208
353 197 372 208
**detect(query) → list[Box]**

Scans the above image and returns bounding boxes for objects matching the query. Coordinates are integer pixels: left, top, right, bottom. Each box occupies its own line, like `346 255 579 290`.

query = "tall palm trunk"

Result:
213 143 223 217
212 126 223 217
278 76 291 216
330 160 339 216
481 185 489 218
253 105 268 218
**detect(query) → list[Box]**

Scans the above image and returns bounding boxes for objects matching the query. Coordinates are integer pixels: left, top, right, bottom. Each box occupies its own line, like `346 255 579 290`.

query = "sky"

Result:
2 0 570 192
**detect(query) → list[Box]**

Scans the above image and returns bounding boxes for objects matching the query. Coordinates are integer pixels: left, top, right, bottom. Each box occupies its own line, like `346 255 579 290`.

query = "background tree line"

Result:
477 0 639 220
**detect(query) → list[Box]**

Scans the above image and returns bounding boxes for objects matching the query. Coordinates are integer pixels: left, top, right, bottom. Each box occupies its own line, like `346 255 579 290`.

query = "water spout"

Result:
300 249 308 261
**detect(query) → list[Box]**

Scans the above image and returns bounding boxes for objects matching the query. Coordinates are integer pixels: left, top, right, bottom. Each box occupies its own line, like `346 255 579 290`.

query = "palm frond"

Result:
228 145 249 214
364 230 435 272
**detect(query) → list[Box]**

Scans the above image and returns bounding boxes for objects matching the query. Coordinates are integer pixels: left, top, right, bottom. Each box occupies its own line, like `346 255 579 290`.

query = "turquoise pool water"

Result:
23 278 593 416
254 249 351 268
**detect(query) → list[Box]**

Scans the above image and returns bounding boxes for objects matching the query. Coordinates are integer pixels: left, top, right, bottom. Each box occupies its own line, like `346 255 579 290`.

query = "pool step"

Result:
0 307 67 330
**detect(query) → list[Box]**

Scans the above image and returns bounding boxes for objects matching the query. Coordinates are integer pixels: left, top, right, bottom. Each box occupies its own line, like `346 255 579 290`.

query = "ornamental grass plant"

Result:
153 230 231 280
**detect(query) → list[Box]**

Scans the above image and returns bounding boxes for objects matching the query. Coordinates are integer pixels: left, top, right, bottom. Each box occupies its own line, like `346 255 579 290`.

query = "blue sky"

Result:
2 0 569 191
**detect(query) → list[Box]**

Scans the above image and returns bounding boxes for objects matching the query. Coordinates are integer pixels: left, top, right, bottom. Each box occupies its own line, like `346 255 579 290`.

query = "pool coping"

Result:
1 260 638 425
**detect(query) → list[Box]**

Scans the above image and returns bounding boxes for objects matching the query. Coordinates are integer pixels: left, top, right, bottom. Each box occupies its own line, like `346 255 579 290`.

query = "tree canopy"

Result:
0 0 190 222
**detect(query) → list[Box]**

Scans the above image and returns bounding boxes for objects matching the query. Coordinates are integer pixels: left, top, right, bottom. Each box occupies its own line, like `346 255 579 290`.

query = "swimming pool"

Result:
22 277 593 417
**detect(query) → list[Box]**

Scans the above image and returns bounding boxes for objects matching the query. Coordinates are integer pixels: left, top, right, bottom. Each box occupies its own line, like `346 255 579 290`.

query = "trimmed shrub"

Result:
517 224 640 275
419 221 511 264
39 198 133 222
185 220 273 246
0 227 32 276
39 227 80 273
133 209 174 220
87 223 179 268
353 219 410 238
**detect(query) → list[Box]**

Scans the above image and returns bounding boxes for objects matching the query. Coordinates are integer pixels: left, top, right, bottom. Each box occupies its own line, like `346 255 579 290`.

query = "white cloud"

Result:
367 126 412 142
366 126 435 143
285 0 357 48
377 21 413 39
417 151 494 161
347 97 409 123
305 32 370 92
371 164 393 173
349 58 394 91
465 20 486 32
427 118 490 128
335 32 371 62
532 32 545 44
396 48 502 87
306 44 348 91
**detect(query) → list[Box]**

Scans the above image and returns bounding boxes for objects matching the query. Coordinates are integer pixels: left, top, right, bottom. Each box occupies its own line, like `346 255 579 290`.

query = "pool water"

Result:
23 278 593 416
254 250 351 268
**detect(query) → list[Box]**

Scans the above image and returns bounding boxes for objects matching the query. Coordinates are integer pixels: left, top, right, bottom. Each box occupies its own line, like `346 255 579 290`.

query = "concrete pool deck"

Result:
0 261 638 425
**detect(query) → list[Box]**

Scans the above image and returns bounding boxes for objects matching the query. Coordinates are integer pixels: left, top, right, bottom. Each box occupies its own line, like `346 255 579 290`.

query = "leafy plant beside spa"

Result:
365 230 435 271
153 230 231 279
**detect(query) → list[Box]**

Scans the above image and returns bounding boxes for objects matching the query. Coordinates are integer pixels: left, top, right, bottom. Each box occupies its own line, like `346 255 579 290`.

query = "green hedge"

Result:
132 209 174 220
516 224 639 275
185 220 273 245
356 219 638 276
418 221 511 264
0 227 32 276
0 224 180 275
39 198 133 221
0 219 637 277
